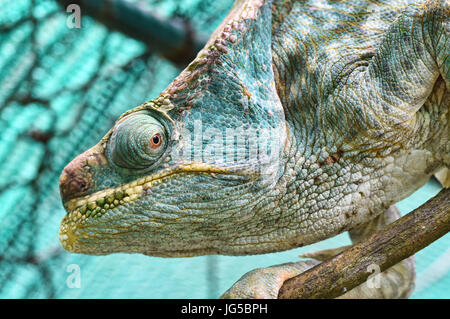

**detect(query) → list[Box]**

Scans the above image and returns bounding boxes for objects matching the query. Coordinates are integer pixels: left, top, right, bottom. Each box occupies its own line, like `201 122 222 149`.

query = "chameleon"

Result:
59 0 449 298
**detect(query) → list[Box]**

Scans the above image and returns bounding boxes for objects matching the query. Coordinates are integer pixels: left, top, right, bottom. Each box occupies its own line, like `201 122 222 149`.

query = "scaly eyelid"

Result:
108 111 170 172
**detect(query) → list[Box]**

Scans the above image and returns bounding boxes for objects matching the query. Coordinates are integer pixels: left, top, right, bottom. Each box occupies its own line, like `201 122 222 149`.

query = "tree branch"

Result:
278 187 450 299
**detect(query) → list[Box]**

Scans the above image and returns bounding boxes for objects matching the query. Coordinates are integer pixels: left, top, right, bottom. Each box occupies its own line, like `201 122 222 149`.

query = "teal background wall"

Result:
0 0 448 299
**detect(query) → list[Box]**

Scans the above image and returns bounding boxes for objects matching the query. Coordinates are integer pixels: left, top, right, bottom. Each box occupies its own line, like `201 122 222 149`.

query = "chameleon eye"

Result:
109 111 167 170
149 133 162 149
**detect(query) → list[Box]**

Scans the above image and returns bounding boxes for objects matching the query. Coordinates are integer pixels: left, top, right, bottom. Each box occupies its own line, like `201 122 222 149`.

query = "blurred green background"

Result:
0 0 448 298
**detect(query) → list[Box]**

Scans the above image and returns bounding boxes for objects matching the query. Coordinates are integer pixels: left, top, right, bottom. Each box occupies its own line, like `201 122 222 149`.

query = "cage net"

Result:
0 0 448 299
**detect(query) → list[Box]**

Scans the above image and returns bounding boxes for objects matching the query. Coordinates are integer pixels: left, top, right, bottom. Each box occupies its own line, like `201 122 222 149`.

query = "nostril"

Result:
67 178 87 193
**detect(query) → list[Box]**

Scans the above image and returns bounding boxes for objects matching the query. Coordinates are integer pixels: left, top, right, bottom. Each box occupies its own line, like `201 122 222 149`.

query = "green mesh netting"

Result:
0 0 448 299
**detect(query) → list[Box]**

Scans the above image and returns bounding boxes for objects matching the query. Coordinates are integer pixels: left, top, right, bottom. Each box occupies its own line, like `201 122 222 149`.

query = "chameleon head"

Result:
59 0 291 257
59 96 287 257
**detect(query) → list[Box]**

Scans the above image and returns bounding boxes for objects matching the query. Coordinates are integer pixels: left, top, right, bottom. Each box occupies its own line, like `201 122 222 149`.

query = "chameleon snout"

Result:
59 158 93 204
59 144 107 205
59 164 91 203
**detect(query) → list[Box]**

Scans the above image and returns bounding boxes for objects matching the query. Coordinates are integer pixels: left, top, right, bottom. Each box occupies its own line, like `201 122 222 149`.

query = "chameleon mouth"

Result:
61 163 231 220
59 162 247 253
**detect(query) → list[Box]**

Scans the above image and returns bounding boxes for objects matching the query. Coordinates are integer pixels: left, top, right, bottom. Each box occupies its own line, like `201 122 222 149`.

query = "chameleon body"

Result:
59 0 449 298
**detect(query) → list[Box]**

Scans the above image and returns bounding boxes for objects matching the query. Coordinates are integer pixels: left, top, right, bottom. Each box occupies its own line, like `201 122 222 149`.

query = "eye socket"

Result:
109 111 168 170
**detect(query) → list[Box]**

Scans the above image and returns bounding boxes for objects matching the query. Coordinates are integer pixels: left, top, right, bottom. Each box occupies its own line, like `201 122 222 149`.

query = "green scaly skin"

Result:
59 0 449 298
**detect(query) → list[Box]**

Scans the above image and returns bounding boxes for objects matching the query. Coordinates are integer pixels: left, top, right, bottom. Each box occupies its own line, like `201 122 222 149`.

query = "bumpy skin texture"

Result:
59 0 449 297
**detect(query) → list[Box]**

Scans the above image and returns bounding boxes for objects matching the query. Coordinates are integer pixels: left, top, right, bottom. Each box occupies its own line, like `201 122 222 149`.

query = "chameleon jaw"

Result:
59 163 233 253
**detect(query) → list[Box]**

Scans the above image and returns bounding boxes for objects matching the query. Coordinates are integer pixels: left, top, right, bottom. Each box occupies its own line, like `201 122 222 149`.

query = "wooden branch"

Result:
278 187 450 299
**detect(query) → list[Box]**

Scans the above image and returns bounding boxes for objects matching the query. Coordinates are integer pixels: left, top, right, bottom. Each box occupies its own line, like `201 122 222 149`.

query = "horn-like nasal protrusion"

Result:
59 144 108 204
59 159 92 203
